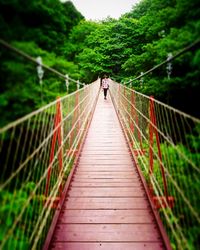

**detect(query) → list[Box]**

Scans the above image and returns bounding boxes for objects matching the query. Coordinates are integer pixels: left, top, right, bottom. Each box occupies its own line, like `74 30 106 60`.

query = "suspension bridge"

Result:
0 40 200 250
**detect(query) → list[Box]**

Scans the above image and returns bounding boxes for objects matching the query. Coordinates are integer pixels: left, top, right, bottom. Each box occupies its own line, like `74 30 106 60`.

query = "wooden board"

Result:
50 242 164 250
58 209 154 223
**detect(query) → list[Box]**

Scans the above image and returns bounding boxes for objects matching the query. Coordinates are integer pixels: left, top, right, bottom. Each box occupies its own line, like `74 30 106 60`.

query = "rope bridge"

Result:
0 79 199 249
0 38 200 249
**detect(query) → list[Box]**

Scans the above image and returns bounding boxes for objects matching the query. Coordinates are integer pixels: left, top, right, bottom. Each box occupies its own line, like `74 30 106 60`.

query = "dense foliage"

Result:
0 0 84 127
0 0 200 125
71 0 200 117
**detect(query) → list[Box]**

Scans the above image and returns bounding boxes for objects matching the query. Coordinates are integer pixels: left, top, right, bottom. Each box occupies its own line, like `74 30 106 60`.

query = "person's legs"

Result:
105 89 108 98
103 89 107 99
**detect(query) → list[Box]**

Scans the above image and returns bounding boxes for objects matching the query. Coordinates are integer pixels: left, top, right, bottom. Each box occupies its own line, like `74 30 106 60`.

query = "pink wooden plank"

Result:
76 168 136 172
77 163 134 167
72 174 139 180
78 159 133 164
84 134 125 136
80 151 130 155
50 242 164 250
75 171 136 175
63 197 149 209
68 187 144 197
71 177 140 183
59 209 154 224
74 172 137 177
70 182 141 187
74 169 136 173
77 165 134 169
79 155 131 160
52 224 161 242
84 139 125 142
55 223 159 233
82 146 129 149
84 138 125 141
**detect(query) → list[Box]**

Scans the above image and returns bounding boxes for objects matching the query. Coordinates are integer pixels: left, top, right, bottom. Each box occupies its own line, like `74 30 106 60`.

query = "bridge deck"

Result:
49 93 165 250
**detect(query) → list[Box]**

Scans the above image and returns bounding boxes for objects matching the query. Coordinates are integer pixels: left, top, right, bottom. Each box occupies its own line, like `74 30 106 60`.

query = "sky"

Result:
60 0 141 20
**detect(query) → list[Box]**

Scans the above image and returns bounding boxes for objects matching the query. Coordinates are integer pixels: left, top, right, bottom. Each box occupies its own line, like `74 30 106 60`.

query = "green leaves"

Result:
0 0 84 127
0 182 39 250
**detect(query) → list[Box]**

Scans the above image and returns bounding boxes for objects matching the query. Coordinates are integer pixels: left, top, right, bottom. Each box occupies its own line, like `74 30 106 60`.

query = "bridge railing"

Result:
109 80 200 250
0 79 100 250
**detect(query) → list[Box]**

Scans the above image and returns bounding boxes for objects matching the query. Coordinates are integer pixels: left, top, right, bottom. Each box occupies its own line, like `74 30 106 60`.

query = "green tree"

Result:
0 0 84 127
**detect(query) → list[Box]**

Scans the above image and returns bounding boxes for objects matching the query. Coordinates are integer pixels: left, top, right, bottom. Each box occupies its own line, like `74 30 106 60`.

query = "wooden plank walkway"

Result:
49 93 165 250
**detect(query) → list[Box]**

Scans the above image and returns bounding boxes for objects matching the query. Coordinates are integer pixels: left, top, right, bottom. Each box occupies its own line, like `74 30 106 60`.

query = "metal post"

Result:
140 72 144 86
77 80 80 90
166 53 173 79
65 74 69 93
36 56 44 104
129 80 132 88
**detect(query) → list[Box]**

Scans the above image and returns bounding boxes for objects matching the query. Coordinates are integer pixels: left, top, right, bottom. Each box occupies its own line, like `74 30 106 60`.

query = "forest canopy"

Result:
0 0 200 127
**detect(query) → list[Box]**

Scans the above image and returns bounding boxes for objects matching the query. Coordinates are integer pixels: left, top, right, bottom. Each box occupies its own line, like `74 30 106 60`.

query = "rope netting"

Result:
109 80 200 250
0 79 100 250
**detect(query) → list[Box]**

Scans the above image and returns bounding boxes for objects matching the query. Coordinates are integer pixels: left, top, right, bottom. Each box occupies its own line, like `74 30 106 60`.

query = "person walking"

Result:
102 75 110 100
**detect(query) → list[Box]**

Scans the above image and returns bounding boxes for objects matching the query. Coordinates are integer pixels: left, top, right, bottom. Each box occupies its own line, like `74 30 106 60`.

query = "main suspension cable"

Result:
126 38 200 84
0 38 84 85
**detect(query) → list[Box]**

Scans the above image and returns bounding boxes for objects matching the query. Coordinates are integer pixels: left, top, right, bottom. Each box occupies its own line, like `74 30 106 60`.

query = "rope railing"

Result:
109 80 200 250
0 79 100 250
